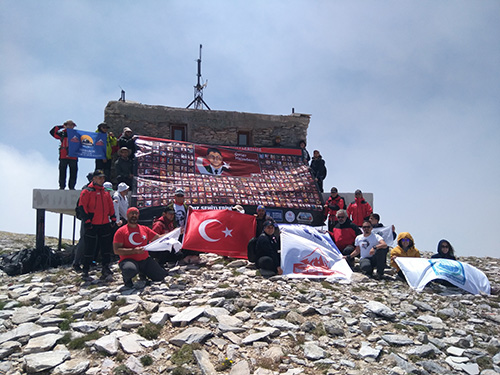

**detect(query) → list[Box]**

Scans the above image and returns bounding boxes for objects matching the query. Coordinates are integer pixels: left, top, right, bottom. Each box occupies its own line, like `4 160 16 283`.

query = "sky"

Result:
1 1 499 257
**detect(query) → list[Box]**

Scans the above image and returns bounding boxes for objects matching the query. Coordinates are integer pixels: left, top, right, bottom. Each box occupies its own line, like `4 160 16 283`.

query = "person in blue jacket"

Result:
431 239 456 260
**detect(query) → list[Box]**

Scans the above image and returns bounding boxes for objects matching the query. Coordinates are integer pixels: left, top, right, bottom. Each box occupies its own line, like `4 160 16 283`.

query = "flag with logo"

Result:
395 258 491 295
144 228 182 253
279 224 352 281
67 128 107 159
371 225 395 247
182 209 256 258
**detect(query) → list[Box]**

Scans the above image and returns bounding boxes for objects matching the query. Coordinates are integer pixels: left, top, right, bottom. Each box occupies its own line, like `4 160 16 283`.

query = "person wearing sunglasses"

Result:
390 232 421 280
431 239 456 260
344 220 387 279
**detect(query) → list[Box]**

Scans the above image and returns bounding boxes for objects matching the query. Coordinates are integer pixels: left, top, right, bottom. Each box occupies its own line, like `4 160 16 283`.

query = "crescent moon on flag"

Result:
199 219 221 242
129 232 143 246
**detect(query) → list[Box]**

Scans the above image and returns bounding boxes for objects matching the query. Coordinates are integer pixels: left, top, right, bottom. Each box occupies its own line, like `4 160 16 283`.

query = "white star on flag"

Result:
222 227 233 237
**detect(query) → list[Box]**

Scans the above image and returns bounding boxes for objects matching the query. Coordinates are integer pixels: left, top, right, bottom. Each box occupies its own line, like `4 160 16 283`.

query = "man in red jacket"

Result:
49 120 78 190
347 189 373 227
77 169 117 281
323 187 346 231
330 209 362 269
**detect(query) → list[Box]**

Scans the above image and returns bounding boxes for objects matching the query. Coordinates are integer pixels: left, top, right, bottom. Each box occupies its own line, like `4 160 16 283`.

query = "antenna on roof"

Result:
187 44 211 110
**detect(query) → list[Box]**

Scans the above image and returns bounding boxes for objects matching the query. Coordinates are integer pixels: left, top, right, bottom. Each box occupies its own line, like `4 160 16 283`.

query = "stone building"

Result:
104 101 310 148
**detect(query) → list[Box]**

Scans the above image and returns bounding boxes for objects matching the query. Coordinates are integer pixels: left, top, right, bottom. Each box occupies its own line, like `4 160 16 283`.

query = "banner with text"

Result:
67 129 107 159
132 136 325 226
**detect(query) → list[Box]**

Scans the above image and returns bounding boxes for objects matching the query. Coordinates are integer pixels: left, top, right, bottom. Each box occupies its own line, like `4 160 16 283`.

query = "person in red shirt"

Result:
347 189 373 227
49 120 78 190
113 207 167 288
323 187 346 231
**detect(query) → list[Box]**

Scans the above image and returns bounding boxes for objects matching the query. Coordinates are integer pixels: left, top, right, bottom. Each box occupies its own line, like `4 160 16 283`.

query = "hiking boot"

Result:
72 264 82 272
100 266 113 281
82 271 92 281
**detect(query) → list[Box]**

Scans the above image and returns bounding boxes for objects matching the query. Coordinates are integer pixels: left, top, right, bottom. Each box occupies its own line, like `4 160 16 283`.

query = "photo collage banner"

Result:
132 136 325 226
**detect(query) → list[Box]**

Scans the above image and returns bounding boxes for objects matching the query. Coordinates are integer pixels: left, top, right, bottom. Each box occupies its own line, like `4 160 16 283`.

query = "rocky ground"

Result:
0 230 500 375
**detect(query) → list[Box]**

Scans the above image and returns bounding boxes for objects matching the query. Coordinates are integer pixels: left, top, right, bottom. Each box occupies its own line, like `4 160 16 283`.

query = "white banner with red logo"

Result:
182 209 256 258
279 224 352 281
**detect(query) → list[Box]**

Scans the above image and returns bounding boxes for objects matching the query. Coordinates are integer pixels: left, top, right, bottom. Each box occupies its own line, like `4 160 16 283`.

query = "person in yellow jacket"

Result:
390 232 421 280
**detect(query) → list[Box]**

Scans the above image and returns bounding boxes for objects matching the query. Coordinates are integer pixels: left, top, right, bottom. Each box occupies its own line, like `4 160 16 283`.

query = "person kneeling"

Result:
255 220 283 277
113 207 167 288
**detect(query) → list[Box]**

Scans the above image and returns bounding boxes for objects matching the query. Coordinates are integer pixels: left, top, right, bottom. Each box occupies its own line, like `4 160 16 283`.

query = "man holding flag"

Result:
113 207 167 288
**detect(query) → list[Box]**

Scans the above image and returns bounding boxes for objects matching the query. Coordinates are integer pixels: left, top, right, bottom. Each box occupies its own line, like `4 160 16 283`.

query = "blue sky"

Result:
1 1 499 257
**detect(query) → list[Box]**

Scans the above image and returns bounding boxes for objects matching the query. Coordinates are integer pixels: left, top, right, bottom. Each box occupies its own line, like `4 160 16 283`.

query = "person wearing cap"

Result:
323 187 346 231
113 207 168 288
95 122 117 181
103 182 114 193
77 169 117 280
115 146 133 188
165 188 190 229
118 126 136 160
113 182 130 227
49 120 78 190
254 205 274 237
255 220 283 276
347 189 373 227
151 207 182 265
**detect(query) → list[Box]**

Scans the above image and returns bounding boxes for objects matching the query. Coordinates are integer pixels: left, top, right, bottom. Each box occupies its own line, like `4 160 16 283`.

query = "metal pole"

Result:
58 213 63 251
36 209 45 251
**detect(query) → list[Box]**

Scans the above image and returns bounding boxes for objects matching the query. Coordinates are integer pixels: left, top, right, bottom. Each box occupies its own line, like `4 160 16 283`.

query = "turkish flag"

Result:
183 209 256 258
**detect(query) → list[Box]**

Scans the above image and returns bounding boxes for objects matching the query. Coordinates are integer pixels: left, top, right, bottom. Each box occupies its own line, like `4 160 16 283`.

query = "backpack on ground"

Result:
0 246 61 276
247 237 258 263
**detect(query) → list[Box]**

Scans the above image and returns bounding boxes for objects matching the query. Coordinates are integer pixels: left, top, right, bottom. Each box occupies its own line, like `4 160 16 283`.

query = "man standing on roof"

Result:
77 169 117 281
347 189 373 227
49 120 78 190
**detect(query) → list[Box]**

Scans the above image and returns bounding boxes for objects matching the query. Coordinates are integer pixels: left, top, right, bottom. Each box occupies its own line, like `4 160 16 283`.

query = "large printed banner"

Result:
132 136 325 226
67 129 107 159
182 209 256 258
396 258 491 295
279 224 351 281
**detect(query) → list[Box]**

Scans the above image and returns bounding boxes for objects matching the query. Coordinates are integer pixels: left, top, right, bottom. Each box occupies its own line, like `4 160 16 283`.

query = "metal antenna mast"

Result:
186 44 211 110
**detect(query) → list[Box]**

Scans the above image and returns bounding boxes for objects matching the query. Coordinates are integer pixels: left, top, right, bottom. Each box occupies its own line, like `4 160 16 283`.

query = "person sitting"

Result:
431 239 456 260
113 207 168 288
330 209 362 268
347 189 373 226
255 220 283 276
344 220 387 279
390 232 421 280
255 205 274 237
150 208 183 265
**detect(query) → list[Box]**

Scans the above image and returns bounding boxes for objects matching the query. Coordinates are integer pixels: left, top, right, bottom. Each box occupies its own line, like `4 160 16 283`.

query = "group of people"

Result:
322 186 456 280
50 121 136 190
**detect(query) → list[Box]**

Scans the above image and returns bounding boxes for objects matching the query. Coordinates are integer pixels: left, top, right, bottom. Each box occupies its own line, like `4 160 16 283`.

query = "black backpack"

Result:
0 246 61 276
75 186 95 220
247 237 258 262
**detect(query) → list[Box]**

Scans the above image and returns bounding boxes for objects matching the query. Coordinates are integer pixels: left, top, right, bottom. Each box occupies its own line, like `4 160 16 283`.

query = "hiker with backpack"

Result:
77 169 117 281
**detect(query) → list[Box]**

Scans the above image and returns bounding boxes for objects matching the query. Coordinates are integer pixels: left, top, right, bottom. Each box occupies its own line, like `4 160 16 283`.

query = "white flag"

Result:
279 224 352 281
144 227 182 253
371 225 395 247
395 258 491 295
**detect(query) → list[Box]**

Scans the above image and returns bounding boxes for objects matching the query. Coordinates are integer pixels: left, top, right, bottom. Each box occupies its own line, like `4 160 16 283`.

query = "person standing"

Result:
118 126 136 160
324 187 346 231
49 120 78 190
115 147 133 188
77 169 117 280
113 182 130 227
347 189 373 226
113 207 168 288
310 150 327 193
95 122 117 181
298 140 310 165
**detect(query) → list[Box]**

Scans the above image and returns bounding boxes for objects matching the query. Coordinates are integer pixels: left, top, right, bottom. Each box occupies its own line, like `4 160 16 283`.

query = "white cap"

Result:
117 182 129 192
103 182 113 190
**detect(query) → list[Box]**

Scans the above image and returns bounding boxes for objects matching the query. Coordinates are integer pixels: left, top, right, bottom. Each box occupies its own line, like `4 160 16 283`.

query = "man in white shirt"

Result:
113 182 129 227
345 220 387 280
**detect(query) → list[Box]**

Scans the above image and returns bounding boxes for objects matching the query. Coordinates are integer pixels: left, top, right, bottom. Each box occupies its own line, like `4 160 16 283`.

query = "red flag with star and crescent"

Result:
182 209 256 258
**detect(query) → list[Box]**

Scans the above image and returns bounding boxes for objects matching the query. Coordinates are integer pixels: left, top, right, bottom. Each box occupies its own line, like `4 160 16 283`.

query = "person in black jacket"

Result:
310 150 327 193
432 239 456 260
255 220 282 276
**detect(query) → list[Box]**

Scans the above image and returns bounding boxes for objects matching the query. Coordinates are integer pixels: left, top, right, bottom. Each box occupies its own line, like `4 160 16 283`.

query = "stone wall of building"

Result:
104 101 310 147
